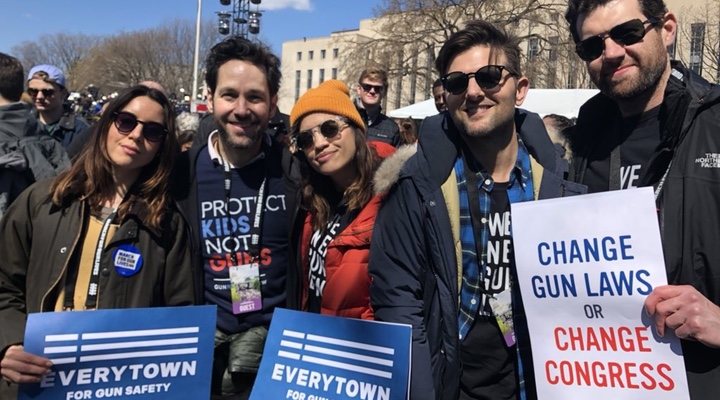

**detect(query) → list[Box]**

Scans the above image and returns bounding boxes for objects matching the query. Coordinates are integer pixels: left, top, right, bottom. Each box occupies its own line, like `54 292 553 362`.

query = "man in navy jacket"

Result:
369 21 585 399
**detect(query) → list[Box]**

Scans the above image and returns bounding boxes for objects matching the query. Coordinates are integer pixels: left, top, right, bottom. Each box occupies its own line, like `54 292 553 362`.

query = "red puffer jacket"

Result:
295 141 395 320
298 194 383 320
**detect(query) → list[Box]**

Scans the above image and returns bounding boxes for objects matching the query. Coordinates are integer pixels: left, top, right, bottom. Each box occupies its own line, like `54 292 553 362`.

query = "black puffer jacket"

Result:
569 62 720 400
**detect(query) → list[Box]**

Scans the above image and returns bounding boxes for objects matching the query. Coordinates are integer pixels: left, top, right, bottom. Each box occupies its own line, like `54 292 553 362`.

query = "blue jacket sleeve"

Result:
369 179 437 400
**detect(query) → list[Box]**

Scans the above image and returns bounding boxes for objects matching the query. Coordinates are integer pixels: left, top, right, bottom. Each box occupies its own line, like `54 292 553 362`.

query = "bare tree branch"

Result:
341 0 589 108
10 19 222 97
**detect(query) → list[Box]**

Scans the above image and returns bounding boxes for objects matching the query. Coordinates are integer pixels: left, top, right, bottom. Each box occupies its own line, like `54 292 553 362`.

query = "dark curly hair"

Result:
205 36 281 97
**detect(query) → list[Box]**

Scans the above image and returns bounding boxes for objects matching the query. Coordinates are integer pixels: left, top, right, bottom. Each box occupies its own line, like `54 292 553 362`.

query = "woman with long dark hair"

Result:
0 85 194 388
286 80 394 320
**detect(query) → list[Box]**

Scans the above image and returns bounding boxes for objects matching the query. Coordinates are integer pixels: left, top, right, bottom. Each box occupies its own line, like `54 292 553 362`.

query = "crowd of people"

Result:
1 0 720 399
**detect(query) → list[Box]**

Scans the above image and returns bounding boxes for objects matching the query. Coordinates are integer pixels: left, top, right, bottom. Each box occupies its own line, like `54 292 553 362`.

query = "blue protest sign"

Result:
19 305 216 400
251 308 411 400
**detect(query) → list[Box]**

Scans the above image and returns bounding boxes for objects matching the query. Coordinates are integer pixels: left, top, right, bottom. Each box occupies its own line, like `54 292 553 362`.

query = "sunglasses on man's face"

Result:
294 118 348 151
575 18 660 62
27 88 56 98
360 83 384 94
113 111 167 143
441 65 517 95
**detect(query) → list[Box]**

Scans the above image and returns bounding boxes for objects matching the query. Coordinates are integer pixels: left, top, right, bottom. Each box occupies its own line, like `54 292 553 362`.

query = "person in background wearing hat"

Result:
27 64 88 148
285 80 394 320
172 36 300 400
27 64 88 149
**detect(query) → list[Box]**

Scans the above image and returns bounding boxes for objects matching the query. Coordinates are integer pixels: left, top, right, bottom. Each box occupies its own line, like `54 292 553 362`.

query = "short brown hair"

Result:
565 0 668 43
358 68 388 88
205 36 281 96
435 20 521 77
0 52 23 101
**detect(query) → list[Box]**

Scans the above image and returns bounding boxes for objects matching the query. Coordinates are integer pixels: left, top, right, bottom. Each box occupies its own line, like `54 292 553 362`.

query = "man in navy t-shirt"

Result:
174 36 299 399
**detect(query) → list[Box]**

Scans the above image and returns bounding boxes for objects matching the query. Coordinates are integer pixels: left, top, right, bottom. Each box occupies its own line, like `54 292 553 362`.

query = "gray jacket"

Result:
0 102 70 219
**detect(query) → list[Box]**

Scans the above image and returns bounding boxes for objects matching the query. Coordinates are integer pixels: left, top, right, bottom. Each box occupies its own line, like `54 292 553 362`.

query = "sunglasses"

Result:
295 118 348 151
27 88 56 98
575 18 660 61
360 83 384 93
441 65 517 95
113 111 167 143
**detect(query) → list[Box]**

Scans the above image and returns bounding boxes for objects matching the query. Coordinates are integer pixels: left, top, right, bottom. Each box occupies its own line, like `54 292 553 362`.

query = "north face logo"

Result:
695 153 720 168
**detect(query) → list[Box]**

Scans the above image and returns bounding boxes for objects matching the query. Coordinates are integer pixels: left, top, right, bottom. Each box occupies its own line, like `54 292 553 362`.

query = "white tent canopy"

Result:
387 88 600 119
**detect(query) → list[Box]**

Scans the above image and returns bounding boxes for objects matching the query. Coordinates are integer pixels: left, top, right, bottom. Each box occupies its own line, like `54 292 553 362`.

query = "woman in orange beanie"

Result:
286 80 394 320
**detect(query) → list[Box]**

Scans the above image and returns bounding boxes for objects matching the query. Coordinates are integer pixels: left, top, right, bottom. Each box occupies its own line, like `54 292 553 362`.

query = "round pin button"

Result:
112 245 144 277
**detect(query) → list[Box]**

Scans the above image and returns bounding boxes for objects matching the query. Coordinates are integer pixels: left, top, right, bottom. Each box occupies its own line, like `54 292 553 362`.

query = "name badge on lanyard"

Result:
230 263 262 314
489 289 516 347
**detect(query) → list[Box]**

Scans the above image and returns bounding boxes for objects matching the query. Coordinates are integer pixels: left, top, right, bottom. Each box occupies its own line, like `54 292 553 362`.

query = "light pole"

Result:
192 0 202 109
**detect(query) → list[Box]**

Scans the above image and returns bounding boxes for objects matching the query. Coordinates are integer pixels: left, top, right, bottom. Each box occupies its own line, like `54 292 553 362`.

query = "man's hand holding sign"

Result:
646 285 720 347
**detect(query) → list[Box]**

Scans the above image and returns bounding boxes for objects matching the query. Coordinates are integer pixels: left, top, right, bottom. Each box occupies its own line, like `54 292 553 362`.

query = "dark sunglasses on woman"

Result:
441 65 518 95
294 118 349 151
575 18 661 62
113 111 167 143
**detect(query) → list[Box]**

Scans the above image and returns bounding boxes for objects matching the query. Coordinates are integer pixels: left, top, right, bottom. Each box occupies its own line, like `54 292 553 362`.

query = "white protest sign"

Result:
511 187 689 400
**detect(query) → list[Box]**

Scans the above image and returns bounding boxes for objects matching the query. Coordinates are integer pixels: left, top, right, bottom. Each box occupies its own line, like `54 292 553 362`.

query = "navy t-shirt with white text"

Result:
196 145 290 333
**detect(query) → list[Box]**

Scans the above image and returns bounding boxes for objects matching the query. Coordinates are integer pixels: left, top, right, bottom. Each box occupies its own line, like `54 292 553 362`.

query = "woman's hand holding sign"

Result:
645 285 720 348
0 345 52 384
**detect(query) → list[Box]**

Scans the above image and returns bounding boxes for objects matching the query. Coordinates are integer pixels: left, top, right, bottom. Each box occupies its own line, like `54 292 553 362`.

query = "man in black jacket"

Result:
566 1 720 398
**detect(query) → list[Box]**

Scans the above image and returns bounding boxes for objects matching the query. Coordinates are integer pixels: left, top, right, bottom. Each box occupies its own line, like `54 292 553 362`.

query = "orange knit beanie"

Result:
289 80 365 132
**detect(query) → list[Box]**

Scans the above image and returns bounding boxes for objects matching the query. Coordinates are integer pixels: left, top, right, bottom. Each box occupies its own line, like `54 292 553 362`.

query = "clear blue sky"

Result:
0 0 382 57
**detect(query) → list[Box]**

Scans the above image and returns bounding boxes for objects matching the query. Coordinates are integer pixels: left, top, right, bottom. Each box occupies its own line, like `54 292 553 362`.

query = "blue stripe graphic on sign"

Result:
40 326 201 365
278 329 395 380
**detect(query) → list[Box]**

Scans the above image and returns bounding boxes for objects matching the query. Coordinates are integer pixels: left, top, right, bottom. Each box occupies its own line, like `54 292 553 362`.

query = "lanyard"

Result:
222 158 267 265
63 208 117 310
461 151 491 292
